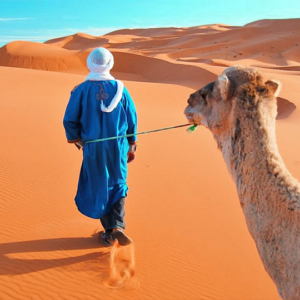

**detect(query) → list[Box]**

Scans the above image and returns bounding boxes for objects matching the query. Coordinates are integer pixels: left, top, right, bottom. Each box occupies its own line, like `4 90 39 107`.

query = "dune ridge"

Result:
1 19 300 82
1 19 300 300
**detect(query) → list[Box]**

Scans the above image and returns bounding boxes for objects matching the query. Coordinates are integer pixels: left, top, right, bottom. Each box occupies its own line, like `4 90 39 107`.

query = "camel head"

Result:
184 65 281 138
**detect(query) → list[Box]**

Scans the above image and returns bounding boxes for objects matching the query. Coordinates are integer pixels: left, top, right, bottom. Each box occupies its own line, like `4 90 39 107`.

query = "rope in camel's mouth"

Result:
85 124 198 144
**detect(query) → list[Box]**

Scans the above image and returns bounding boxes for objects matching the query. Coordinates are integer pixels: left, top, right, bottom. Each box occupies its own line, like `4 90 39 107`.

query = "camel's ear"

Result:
218 74 230 100
265 79 282 98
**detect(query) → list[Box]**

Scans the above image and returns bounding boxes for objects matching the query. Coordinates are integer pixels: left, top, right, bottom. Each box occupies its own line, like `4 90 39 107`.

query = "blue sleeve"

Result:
63 87 82 143
123 86 137 144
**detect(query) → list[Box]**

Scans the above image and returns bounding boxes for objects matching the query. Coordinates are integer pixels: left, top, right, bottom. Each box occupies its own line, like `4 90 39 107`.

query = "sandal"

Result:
111 230 132 246
99 231 115 246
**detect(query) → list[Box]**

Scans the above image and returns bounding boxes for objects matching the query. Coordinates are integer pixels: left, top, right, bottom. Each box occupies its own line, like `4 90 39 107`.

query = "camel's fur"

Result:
184 65 300 300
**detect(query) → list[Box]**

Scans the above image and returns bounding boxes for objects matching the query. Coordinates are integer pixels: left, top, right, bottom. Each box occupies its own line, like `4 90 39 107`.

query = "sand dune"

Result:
1 19 300 300
1 18 300 80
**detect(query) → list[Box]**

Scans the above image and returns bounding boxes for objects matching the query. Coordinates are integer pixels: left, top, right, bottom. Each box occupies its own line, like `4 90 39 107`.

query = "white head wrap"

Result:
85 47 123 113
86 47 115 81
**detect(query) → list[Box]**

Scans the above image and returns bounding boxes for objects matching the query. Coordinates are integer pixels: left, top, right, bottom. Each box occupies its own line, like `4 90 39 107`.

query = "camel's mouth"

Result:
184 109 202 126
185 112 195 124
184 106 194 122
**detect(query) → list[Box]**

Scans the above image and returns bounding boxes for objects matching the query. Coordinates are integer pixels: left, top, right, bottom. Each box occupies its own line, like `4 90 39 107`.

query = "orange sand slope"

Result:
1 18 300 300
1 18 300 87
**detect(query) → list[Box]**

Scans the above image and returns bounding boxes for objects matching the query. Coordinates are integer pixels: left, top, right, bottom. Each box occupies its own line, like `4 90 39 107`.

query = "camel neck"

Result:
217 108 300 299
220 112 300 210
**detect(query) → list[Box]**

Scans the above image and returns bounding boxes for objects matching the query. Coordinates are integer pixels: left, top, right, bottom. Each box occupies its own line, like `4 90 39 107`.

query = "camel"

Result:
184 65 300 300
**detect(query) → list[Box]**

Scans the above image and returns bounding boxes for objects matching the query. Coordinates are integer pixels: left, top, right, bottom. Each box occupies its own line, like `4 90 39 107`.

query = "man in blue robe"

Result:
63 47 137 246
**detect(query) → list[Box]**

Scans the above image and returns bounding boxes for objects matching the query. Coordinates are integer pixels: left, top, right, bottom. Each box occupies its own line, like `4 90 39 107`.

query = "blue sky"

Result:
0 0 300 47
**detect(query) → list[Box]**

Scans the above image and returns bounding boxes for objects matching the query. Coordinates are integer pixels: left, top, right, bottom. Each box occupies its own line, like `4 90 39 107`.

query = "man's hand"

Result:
127 143 137 163
127 152 135 163
75 140 84 150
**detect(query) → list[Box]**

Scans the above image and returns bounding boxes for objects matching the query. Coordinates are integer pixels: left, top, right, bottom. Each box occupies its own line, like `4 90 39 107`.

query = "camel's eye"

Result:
256 87 266 94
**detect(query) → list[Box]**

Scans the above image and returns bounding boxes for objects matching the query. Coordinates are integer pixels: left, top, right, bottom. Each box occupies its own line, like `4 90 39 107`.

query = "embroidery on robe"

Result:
94 83 109 101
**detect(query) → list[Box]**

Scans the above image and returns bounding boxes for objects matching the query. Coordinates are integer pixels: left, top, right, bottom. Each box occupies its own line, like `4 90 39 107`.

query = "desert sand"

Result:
1 18 300 299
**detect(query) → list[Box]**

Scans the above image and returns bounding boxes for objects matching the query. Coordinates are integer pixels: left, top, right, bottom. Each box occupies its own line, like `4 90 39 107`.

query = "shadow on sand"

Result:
0 233 110 276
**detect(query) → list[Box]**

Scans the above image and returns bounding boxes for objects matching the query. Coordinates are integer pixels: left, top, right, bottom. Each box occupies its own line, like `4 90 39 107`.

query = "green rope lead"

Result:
86 123 198 144
186 124 198 133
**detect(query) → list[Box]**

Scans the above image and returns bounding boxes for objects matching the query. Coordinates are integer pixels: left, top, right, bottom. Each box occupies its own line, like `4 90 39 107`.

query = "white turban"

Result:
85 47 124 113
85 47 115 81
